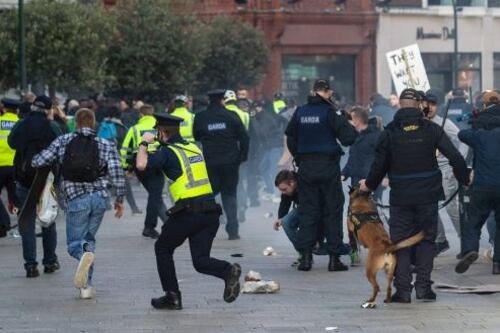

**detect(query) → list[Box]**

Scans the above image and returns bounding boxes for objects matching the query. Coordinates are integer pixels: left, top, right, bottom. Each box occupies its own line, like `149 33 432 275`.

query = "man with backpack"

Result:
8 95 62 278
32 108 125 299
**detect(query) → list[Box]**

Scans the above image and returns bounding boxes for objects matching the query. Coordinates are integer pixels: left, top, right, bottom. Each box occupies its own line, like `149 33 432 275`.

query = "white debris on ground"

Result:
242 270 280 294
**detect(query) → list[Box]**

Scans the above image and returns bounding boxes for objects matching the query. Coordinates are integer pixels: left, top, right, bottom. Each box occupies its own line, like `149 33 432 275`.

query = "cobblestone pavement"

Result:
1 184 499 333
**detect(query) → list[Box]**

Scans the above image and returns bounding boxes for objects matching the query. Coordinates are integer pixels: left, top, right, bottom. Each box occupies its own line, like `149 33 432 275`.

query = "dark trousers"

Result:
124 175 140 213
389 203 438 294
154 211 231 292
207 164 239 237
136 168 167 229
462 190 500 262
16 185 58 268
296 159 344 254
0 166 17 228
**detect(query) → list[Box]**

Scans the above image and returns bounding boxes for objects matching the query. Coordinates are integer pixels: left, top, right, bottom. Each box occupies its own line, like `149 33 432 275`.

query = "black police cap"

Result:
1 97 21 109
207 89 225 98
153 112 183 127
399 88 422 101
313 79 331 91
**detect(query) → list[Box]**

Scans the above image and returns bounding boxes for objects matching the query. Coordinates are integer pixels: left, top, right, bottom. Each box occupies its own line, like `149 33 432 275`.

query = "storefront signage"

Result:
416 27 455 40
386 44 430 95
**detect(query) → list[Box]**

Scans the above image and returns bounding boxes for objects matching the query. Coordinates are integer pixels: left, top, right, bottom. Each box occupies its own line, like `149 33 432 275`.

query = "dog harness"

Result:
348 210 383 237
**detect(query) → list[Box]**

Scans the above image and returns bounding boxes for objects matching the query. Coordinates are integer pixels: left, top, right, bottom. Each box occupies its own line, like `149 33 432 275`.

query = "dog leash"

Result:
376 187 460 210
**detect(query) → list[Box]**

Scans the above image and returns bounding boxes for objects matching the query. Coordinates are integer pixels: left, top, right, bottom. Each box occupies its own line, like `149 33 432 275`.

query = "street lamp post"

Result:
18 0 26 91
452 0 459 89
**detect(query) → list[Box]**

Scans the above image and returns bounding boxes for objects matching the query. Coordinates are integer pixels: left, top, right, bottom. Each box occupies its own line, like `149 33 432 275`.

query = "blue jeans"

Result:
66 192 109 284
282 208 300 251
259 147 282 194
17 185 58 269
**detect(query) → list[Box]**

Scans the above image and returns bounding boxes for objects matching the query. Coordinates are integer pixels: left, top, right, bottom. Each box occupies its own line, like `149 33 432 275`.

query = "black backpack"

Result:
62 134 101 182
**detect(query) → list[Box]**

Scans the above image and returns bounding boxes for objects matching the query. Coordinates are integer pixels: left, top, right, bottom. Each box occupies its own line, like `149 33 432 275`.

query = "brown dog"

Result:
347 187 424 307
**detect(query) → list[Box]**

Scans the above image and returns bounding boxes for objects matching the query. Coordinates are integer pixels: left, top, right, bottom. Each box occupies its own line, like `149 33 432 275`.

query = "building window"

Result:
421 53 481 95
281 55 355 104
428 0 486 6
494 54 500 89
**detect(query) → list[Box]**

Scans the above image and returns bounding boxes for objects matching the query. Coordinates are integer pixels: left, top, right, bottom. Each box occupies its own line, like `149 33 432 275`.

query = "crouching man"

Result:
32 108 125 299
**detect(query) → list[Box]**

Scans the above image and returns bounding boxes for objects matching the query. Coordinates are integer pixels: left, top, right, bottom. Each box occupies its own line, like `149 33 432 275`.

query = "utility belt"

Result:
167 197 222 216
296 153 338 162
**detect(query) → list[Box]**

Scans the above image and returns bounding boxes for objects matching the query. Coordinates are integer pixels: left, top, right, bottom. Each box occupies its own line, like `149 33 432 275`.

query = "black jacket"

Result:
193 103 250 167
342 124 381 183
8 111 61 187
366 108 470 205
254 109 287 150
285 95 357 157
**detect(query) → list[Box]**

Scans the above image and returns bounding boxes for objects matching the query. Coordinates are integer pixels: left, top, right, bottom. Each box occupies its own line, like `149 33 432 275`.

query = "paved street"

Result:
1 184 500 333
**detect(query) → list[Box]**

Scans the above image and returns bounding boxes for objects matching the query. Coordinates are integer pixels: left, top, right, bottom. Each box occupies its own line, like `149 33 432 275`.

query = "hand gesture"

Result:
114 201 124 218
273 219 282 231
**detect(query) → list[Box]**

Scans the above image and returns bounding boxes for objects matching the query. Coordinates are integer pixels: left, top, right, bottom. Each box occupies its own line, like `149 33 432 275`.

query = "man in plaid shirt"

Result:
32 108 125 300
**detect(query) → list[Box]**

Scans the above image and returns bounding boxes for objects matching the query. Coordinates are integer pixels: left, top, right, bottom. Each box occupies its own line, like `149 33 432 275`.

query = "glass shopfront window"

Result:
281 55 355 105
494 53 500 89
421 53 481 95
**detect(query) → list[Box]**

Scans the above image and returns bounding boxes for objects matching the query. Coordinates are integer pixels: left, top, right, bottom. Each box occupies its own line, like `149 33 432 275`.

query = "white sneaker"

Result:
74 252 95 288
484 246 494 262
79 286 96 299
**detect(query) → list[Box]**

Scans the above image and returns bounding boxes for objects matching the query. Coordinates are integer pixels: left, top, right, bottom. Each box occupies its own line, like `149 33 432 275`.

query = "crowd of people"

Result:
0 80 499 307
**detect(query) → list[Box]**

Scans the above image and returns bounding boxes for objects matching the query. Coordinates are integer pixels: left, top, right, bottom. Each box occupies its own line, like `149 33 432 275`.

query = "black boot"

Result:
26 266 40 278
416 288 437 302
224 263 241 303
390 292 411 303
44 261 60 274
142 228 159 239
297 249 313 271
328 255 348 272
151 291 182 310
455 251 479 274
493 262 500 275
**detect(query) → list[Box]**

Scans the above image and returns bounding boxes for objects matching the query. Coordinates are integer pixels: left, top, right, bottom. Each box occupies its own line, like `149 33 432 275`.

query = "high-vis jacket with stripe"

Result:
120 115 159 169
166 142 213 202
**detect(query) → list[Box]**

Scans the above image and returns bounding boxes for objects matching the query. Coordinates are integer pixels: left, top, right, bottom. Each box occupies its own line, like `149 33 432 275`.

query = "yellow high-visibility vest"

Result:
273 100 286 114
167 142 213 203
171 107 195 142
0 112 19 167
225 104 249 130
120 115 159 169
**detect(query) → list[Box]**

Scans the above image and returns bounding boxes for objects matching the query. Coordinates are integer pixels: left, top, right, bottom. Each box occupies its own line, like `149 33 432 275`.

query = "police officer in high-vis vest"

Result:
223 90 249 130
285 79 357 272
273 92 287 114
169 95 195 142
0 98 20 237
136 113 242 310
121 104 166 239
359 88 470 303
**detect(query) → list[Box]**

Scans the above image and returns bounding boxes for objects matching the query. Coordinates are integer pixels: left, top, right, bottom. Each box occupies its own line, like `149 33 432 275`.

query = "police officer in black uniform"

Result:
136 113 242 310
359 88 470 303
193 89 249 240
285 79 357 272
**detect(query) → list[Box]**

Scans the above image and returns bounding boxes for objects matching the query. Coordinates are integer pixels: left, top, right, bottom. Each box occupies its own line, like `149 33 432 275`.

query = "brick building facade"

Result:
192 0 378 104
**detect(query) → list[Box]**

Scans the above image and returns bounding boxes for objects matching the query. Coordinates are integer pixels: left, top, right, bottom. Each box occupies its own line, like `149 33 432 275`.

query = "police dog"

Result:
347 187 424 308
